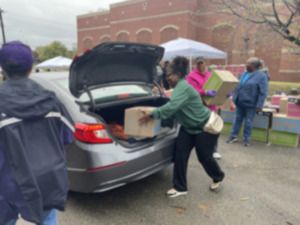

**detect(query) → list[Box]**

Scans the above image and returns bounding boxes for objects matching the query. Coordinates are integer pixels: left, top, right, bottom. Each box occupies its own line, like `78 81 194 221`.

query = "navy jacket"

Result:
0 77 74 224
233 70 268 108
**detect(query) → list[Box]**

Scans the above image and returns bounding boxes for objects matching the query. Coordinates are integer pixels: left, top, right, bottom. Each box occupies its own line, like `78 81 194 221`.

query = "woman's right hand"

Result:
138 110 152 125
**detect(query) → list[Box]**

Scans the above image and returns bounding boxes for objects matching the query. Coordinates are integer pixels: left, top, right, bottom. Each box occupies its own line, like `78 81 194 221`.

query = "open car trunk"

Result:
69 42 175 146
90 97 177 146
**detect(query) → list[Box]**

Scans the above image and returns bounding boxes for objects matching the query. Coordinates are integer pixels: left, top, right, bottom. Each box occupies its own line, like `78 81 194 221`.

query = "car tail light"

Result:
74 123 113 144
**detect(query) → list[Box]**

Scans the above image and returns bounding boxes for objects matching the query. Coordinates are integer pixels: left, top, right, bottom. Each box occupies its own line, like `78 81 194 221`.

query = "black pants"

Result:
173 127 225 192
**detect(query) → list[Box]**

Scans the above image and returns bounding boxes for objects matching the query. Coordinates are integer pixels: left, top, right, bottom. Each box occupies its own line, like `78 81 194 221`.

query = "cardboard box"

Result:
251 127 268 142
287 102 300 118
124 106 161 137
271 95 287 106
253 114 270 129
221 122 233 135
221 110 270 129
272 114 300 133
279 97 288 114
269 130 299 147
271 95 283 106
220 110 235 123
219 97 232 111
239 126 269 142
222 120 268 141
203 70 239 106
242 127 269 142
222 122 242 135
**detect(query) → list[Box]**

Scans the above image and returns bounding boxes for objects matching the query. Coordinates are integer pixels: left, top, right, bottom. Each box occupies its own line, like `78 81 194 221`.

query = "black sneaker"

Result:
244 139 250 146
226 136 238 143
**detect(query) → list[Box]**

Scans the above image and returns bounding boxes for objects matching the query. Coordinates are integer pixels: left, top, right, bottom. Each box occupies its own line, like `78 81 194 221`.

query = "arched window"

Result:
136 28 152 44
100 35 111 43
160 25 179 43
83 36 93 51
116 30 130 42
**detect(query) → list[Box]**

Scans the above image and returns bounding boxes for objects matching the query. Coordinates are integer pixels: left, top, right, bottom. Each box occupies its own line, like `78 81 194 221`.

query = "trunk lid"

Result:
69 42 164 98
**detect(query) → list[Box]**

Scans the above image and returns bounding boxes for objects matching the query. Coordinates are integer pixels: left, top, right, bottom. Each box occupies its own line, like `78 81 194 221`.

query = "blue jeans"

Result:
6 209 57 225
231 106 257 141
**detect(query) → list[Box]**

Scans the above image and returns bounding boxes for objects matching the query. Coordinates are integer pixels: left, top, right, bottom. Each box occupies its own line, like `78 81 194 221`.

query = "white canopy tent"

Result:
160 38 227 71
35 56 72 69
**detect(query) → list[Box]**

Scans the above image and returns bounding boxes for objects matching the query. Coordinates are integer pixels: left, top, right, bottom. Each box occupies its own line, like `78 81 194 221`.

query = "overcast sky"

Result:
0 0 127 50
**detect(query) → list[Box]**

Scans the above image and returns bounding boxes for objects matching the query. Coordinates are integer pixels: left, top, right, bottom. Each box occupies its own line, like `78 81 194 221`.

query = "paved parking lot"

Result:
17 134 300 225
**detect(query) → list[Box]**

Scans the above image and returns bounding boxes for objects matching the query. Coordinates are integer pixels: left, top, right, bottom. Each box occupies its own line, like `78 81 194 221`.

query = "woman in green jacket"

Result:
139 56 225 198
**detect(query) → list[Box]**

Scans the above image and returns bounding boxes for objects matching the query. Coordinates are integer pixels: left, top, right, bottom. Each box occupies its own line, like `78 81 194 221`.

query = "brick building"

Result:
77 0 300 82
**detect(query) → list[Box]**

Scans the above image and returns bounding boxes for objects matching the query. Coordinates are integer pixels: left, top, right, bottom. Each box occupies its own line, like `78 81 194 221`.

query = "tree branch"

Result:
220 0 266 24
208 0 300 46
272 0 283 27
283 0 295 13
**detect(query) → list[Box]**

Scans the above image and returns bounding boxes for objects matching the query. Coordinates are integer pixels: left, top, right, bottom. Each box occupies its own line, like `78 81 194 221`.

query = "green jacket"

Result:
152 79 210 134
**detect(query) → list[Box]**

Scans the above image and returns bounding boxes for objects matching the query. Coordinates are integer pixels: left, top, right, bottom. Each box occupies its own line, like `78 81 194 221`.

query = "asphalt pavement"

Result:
17 134 300 225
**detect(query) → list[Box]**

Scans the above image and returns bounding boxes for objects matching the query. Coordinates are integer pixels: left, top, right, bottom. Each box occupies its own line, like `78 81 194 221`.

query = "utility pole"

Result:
0 8 6 44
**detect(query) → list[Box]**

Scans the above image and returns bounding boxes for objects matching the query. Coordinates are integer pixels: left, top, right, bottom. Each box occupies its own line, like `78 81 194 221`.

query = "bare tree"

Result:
209 0 300 46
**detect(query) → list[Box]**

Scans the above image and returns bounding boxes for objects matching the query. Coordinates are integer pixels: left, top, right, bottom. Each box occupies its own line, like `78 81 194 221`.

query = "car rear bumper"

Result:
67 140 175 193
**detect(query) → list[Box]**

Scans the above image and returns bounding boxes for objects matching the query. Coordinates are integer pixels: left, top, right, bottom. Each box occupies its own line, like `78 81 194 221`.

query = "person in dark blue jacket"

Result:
0 41 75 225
226 57 268 146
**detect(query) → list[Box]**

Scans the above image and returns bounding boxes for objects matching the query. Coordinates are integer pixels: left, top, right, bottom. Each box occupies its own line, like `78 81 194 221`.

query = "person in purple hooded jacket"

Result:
0 41 75 225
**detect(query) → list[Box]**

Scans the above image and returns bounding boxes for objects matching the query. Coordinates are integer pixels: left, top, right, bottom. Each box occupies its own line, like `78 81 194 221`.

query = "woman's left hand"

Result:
206 90 216 98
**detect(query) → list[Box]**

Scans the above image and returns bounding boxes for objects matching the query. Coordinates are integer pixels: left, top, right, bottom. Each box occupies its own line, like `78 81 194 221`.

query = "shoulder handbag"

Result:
203 111 224 134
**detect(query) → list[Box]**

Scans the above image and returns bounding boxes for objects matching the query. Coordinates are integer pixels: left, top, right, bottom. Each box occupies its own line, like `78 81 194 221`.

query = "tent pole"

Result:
189 55 192 73
225 57 228 65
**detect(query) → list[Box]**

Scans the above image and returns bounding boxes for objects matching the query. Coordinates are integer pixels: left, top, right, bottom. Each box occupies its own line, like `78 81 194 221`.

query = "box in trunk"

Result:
124 106 161 137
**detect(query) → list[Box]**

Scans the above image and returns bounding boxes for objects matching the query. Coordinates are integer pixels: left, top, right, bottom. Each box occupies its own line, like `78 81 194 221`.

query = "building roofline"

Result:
110 0 144 8
77 10 110 19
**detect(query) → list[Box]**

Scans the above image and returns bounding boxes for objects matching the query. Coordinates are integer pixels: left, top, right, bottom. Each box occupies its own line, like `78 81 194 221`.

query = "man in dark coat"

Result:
0 41 74 225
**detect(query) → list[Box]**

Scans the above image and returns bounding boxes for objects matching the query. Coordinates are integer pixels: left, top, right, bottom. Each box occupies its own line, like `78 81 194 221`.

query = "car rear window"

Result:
56 79 154 103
